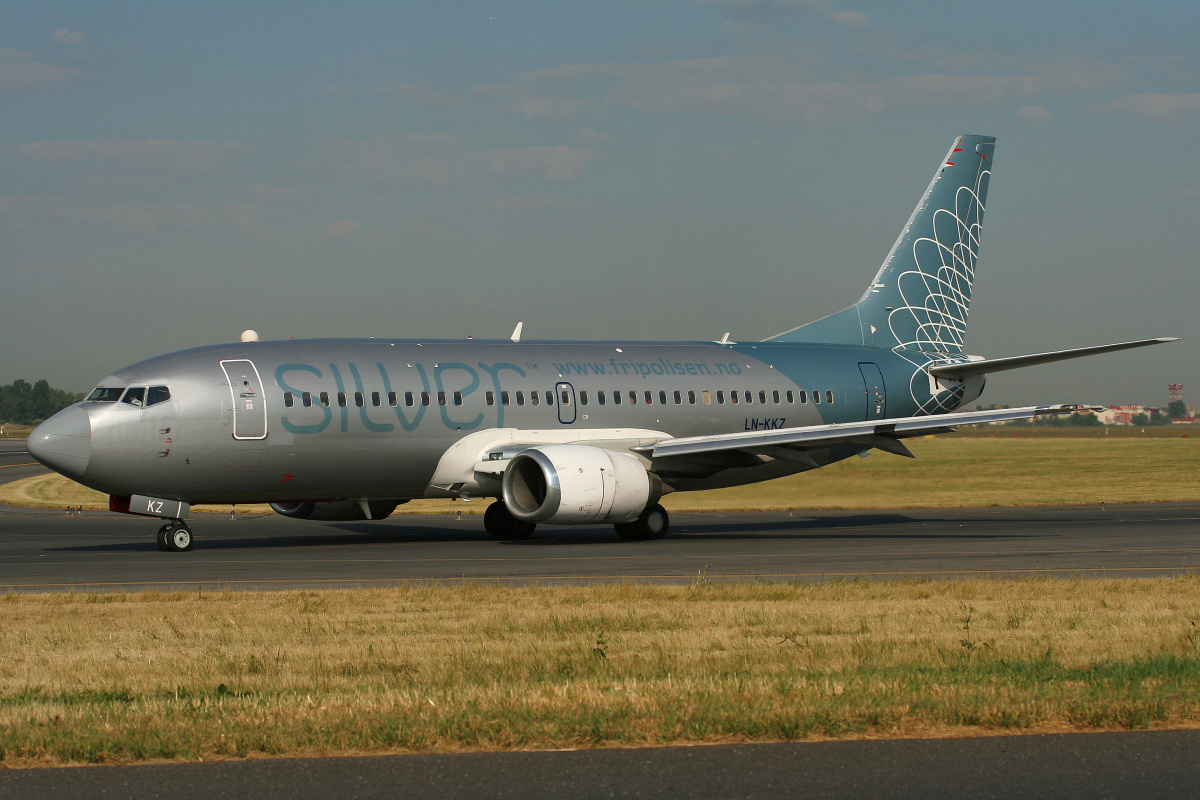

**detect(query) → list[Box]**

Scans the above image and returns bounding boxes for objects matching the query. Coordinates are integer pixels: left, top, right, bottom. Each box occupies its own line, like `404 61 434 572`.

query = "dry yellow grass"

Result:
1 579 1199 765
3 437 1197 514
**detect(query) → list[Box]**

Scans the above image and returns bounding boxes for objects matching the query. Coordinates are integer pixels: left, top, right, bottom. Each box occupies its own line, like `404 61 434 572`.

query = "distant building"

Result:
1096 405 1143 425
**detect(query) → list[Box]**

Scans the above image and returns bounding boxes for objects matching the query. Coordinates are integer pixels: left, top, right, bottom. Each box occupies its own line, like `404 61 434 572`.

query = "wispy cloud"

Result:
702 0 867 27
1017 104 1051 126
20 139 249 173
0 48 83 96
315 134 602 185
1087 93 1200 120
488 197 564 212
53 28 83 46
321 219 360 238
521 55 1125 123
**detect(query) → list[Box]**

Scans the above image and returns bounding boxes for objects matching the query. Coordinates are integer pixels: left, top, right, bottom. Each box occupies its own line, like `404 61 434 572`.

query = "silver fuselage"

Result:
41 337 963 505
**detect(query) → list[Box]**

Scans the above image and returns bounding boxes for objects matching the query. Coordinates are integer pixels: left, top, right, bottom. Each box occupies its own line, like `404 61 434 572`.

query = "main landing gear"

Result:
484 501 537 541
614 503 670 542
156 520 193 552
483 501 670 542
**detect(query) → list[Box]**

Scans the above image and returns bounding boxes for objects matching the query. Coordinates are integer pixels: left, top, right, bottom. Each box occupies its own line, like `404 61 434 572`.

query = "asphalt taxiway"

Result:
3 730 1199 800
0 438 42 485
0 500 1197 592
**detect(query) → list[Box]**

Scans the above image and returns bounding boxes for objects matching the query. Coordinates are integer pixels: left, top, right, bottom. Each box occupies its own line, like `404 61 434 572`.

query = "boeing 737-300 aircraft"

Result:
28 135 1178 552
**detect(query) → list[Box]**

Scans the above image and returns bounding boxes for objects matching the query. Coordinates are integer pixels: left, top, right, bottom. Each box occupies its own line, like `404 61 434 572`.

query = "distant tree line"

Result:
0 380 85 426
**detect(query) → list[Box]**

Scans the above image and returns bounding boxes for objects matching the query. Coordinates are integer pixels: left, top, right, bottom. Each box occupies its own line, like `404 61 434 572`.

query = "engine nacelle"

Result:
502 444 660 524
269 499 400 521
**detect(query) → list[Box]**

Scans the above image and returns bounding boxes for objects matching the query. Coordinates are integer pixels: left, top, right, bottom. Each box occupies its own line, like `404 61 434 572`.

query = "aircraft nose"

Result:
28 405 92 480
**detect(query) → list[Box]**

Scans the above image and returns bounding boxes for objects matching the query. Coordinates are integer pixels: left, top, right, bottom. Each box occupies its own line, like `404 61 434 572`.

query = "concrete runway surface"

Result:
0 501 1197 591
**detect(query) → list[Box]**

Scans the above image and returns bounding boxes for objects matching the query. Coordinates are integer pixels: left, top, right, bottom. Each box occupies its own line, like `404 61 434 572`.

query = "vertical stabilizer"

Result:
769 135 995 353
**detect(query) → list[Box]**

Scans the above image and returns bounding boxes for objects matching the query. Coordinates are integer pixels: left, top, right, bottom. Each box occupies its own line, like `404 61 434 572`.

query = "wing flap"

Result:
645 404 1097 460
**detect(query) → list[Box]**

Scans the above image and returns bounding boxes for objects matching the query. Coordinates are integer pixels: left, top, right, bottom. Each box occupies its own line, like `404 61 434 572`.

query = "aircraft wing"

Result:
927 338 1180 381
637 404 1098 462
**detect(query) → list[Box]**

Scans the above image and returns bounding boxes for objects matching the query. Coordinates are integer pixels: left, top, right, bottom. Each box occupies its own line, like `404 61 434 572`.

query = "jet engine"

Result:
269 499 400 521
502 444 660 525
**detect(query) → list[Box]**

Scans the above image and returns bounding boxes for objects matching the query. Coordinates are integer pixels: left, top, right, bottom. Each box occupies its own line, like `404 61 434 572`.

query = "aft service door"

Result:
859 362 886 420
221 359 268 440
556 382 577 424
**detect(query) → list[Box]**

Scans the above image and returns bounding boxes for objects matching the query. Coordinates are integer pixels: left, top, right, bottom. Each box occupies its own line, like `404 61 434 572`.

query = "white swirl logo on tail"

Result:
892 167 989 412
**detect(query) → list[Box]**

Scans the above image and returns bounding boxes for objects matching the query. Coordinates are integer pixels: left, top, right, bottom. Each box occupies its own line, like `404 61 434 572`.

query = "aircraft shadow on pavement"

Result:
47 512 1046 552
50 524 489 553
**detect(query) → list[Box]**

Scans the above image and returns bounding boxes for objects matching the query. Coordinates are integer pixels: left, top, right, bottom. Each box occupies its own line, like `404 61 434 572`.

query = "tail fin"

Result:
769 134 996 353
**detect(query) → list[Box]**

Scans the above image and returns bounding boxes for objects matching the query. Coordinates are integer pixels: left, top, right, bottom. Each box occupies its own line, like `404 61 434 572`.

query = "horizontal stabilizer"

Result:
638 404 1099 461
927 338 1181 381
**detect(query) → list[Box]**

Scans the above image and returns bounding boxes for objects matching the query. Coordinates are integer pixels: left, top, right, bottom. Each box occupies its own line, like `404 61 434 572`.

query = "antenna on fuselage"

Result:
241 330 260 343
716 332 734 345
510 322 523 343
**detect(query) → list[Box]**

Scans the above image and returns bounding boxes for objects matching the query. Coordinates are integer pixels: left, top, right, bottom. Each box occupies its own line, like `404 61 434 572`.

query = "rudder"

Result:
770 135 996 353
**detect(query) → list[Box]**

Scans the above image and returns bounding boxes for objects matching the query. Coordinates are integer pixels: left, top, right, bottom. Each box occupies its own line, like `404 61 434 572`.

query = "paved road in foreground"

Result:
0 438 44 487
3 730 1198 800
0 502 1197 591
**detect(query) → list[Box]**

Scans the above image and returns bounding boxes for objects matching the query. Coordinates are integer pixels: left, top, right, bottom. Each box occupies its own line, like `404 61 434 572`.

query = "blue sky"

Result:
2 1 1197 406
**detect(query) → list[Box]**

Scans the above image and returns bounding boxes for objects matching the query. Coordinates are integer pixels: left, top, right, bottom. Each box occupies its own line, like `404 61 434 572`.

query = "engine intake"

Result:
502 444 659 524
269 499 400 521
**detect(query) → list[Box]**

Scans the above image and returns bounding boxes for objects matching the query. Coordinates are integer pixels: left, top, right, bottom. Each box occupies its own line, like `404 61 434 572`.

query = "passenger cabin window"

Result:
531 391 540 406
354 392 365 408
645 391 654 405
760 390 768 404
628 390 637 405
597 391 606 406
146 386 170 407
561 390 571 405
372 391 381 407
798 390 807 404
785 390 794 404
405 392 414 407
453 391 463 406
746 390 754 404
320 392 330 407
486 391 496 406
121 387 146 407
283 392 294 408
701 390 709 405
86 387 125 402
730 391 738 405
388 392 398 407
716 391 725 405
437 391 447 407
421 392 431 407
501 391 510 406
673 390 682 405
579 391 588 405
546 391 554 405
826 390 835 404
302 391 313 408
613 391 621 405
337 392 347 408
812 390 821 404
516 391 525 406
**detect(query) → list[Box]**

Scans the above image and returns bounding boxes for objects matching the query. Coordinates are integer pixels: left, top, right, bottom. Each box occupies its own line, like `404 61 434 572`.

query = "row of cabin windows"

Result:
282 387 836 409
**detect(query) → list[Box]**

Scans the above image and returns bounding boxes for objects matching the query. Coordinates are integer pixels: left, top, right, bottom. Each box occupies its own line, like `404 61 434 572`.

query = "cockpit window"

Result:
86 387 125 402
121 387 146 407
146 386 171 407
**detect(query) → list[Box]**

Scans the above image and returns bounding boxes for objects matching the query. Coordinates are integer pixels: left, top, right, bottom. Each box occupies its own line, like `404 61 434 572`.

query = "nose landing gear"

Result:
156 520 193 552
